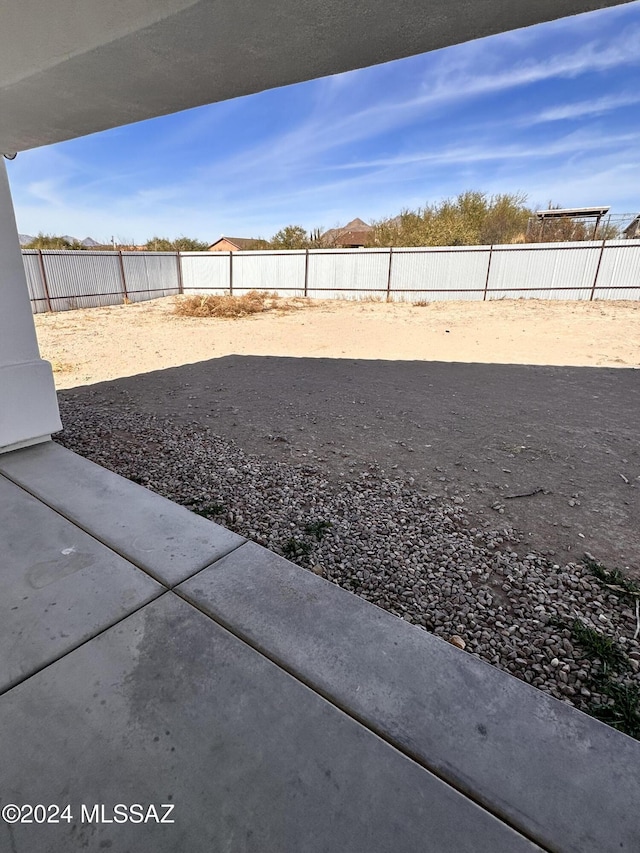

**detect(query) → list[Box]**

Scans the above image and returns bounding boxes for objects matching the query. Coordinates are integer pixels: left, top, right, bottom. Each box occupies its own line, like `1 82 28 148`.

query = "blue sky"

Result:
7 1 640 243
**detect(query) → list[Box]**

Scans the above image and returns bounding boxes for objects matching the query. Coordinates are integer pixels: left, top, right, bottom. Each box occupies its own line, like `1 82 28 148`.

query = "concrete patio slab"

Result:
0 474 163 692
177 541 640 853
0 442 244 586
0 593 541 853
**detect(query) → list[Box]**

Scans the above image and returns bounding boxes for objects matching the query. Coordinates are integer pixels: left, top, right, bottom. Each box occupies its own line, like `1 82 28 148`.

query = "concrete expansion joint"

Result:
0 589 172 701
166 538 248 590
170 584 548 850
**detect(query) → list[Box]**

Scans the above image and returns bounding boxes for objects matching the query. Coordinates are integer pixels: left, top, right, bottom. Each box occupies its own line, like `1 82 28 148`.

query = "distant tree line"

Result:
264 192 622 249
143 236 209 251
23 191 623 253
23 234 209 251
24 234 89 250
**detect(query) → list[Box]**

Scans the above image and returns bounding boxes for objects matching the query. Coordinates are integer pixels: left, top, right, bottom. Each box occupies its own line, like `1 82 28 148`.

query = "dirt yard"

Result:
35 296 640 574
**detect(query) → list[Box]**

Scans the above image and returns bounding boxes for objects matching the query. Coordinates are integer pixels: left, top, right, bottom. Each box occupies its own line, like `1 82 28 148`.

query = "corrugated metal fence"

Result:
23 240 640 313
23 250 180 313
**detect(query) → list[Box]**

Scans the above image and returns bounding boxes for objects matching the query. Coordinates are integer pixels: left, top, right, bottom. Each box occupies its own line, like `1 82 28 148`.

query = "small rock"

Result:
448 635 466 650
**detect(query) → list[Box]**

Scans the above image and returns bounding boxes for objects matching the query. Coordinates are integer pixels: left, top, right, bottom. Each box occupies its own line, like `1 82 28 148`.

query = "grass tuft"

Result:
583 556 640 601
281 537 313 561
566 616 640 739
191 502 225 518
570 619 628 674
591 682 640 739
303 520 333 541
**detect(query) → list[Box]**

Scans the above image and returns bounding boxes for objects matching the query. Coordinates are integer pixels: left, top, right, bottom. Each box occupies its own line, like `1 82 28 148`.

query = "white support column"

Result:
0 159 61 453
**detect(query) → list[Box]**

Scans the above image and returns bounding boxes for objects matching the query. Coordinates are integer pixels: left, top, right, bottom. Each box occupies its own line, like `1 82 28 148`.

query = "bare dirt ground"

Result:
36 296 640 575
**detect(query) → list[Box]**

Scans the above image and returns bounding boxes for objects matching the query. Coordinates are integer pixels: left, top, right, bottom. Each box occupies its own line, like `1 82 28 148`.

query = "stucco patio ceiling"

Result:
0 0 632 154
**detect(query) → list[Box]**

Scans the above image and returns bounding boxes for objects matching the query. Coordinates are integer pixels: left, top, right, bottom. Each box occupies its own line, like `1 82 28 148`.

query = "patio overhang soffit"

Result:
0 0 633 154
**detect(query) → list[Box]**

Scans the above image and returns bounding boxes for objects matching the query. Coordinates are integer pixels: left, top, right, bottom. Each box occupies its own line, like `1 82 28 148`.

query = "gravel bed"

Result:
56 396 640 729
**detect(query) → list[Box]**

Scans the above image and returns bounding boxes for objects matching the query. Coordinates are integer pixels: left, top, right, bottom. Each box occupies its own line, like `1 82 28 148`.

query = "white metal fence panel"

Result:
592 240 640 300
22 242 640 313
21 251 49 313
121 252 179 302
391 246 490 302
306 249 389 299
595 284 640 301
180 252 230 294
41 251 124 310
487 242 602 300
231 250 306 296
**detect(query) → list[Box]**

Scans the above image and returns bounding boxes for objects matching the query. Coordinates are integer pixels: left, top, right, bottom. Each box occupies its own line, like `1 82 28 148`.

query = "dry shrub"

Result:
51 360 74 373
175 290 311 318
357 294 384 303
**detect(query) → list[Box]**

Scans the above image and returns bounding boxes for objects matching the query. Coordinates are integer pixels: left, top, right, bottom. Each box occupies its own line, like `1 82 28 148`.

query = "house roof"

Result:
208 237 266 250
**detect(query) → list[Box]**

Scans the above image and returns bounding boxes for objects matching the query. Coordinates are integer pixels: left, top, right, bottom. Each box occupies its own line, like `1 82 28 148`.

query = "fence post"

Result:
229 251 233 295
590 239 607 301
483 246 493 301
117 250 128 302
304 248 309 297
386 247 394 302
176 251 184 295
37 249 52 312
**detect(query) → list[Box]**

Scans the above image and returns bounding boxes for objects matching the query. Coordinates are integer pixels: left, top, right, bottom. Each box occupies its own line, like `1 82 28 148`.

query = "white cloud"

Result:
526 91 640 123
190 21 640 188
330 130 640 171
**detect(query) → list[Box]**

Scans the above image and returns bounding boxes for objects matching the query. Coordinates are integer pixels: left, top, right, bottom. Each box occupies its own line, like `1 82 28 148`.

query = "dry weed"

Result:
50 359 75 373
175 290 311 319
357 294 384 303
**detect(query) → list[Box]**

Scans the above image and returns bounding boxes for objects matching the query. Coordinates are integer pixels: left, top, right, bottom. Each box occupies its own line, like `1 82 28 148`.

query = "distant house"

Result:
321 218 373 248
207 236 267 252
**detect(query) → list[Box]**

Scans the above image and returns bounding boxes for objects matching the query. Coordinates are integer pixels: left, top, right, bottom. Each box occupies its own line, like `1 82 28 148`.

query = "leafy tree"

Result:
308 227 328 248
269 225 310 250
145 236 174 251
144 236 208 251
479 193 531 244
172 236 209 251
367 191 533 247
